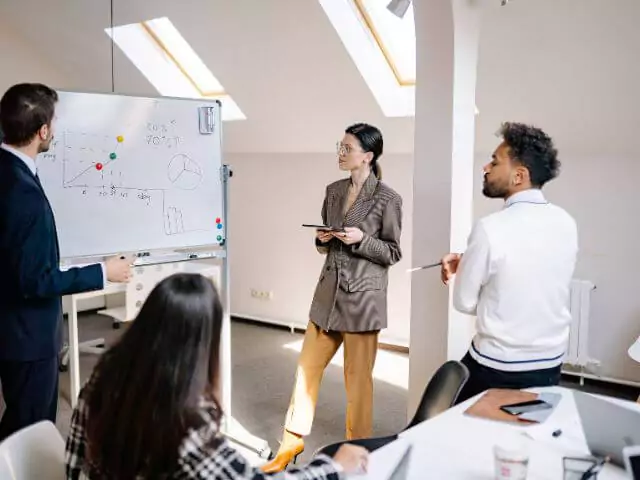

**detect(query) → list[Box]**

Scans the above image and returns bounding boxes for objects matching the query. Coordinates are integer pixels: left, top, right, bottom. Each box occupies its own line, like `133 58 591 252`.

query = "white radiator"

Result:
565 279 596 367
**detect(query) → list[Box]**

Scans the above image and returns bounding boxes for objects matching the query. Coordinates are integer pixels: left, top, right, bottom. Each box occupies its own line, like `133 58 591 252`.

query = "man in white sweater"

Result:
441 122 578 403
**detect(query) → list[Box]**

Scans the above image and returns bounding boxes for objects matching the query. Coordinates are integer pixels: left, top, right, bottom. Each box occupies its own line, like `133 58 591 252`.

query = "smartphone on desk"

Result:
500 399 553 416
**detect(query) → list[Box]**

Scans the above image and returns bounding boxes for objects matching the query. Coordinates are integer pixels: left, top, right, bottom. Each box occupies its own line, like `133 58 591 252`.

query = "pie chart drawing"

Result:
167 154 203 190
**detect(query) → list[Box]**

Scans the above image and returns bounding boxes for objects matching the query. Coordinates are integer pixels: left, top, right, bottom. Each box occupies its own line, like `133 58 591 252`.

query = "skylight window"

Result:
319 0 415 117
106 17 245 121
356 0 416 85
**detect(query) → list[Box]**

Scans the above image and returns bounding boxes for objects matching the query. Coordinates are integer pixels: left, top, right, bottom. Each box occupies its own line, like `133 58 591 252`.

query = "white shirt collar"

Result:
1 143 37 176
504 188 547 208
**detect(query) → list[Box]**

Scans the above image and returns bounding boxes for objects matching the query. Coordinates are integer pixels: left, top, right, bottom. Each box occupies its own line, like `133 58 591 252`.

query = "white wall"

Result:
0 20 66 93
226 150 640 383
473 153 640 383
227 152 413 346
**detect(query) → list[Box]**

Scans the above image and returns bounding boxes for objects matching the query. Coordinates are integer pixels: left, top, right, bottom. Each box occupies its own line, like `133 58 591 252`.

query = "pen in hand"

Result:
406 261 442 273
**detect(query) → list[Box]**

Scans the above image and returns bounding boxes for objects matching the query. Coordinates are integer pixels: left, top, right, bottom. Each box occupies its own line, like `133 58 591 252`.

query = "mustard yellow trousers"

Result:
284 321 379 440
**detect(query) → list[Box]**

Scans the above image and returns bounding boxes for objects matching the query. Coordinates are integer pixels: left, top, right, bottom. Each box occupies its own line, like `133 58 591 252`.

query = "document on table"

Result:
346 438 412 480
523 392 583 446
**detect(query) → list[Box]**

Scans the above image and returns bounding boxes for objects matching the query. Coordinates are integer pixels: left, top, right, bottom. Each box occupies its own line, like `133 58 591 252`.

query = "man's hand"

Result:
441 253 462 285
334 227 364 245
105 256 132 283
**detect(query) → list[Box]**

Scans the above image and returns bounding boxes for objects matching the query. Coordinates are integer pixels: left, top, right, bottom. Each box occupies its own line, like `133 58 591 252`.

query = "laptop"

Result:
574 390 640 466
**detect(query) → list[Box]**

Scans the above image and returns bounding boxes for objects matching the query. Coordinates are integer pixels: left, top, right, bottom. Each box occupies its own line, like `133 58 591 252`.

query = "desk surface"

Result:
69 281 126 300
362 387 635 479
69 260 219 300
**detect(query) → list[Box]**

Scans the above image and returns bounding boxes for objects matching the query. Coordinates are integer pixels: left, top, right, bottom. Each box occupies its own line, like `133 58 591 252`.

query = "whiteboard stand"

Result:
218 164 273 460
221 164 232 419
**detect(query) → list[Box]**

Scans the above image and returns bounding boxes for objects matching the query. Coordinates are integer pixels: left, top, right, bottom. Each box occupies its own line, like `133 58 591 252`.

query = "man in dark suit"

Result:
0 83 131 441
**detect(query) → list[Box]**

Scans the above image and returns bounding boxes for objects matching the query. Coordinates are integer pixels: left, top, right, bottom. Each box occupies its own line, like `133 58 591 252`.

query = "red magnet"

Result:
215 217 221 223
96 163 103 171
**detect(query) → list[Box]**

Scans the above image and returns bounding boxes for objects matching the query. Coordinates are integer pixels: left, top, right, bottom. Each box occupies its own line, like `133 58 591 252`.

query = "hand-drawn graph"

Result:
62 132 125 188
48 129 209 237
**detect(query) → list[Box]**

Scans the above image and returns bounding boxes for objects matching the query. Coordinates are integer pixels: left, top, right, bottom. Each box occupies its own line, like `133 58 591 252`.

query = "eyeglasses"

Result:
336 141 363 156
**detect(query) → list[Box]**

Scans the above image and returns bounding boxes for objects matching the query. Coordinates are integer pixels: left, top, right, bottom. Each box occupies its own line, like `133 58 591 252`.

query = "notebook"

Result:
464 388 561 425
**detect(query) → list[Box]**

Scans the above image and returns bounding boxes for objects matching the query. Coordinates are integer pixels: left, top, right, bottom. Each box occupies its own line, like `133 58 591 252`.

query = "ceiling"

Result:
0 0 638 156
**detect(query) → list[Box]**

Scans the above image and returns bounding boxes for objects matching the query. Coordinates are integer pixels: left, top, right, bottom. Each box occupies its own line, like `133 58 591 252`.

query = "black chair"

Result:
314 360 470 457
405 359 470 429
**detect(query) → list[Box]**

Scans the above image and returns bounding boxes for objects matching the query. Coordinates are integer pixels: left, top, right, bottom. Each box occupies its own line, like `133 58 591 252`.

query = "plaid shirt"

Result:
65 385 343 480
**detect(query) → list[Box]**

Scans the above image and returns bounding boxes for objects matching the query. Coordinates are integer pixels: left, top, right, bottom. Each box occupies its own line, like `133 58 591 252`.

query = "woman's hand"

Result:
316 229 333 243
334 227 364 245
332 444 369 475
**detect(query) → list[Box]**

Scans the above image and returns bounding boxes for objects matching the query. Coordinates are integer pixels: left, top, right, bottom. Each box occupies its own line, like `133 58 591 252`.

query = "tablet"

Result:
302 224 344 232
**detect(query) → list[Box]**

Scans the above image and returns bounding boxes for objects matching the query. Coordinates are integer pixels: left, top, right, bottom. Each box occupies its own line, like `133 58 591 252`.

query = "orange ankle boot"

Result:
261 431 305 473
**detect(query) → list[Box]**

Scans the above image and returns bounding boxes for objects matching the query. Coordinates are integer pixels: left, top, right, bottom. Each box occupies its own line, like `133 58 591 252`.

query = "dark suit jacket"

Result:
0 148 103 362
309 173 402 332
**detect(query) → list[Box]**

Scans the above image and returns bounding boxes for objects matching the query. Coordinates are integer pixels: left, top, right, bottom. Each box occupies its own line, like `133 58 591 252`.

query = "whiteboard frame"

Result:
50 89 225 261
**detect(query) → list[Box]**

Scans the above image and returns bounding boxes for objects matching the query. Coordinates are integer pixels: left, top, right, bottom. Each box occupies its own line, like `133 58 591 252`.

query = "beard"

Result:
482 179 508 199
38 137 53 154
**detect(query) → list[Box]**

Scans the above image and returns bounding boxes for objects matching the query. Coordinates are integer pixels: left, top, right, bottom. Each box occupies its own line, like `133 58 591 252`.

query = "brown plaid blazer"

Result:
309 173 402 332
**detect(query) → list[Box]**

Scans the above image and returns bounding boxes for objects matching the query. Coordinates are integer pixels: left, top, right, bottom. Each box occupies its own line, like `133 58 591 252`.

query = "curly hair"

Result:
499 122 560 187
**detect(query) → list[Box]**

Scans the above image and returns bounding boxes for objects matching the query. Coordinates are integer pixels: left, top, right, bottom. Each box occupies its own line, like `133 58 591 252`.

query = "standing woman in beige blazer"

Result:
262 123 403 473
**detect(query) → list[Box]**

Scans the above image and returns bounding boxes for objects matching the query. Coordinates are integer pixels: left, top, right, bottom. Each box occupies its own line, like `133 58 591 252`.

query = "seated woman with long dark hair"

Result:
65 273 368 479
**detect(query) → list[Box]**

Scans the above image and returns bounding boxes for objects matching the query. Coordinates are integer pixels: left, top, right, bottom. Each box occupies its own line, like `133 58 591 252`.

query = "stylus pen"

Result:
407 261 442 272
580 456 608 480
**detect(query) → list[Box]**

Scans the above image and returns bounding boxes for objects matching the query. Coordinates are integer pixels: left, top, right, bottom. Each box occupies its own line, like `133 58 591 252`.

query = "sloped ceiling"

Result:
0 0 638 156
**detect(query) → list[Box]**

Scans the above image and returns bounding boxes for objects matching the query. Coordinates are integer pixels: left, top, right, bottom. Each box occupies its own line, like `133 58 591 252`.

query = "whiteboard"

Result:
35 91 225 259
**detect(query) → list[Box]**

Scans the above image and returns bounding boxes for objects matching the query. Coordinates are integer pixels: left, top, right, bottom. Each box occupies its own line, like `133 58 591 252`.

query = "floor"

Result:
56 313 640 464
57 314 408 463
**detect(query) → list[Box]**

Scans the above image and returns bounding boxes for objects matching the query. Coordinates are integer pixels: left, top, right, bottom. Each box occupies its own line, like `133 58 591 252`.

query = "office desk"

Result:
362 387 634 479
65 282 127 406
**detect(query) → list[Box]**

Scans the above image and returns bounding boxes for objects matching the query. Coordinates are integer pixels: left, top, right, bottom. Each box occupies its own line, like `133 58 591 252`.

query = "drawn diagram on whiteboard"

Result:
165 206 185 235
38 126 220 239
167 154 203 190
62 132 125 188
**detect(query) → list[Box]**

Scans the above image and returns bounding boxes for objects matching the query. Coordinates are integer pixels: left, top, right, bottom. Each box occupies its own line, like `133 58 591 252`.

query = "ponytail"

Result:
372 161 382 180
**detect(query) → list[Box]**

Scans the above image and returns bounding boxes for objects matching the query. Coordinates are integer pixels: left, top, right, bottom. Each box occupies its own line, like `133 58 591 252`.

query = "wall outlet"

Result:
586 359 602 375
251 289 273 300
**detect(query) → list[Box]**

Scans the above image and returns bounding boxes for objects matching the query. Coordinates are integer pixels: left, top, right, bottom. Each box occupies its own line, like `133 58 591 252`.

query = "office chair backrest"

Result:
405 360 469 430
0 421 65 480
